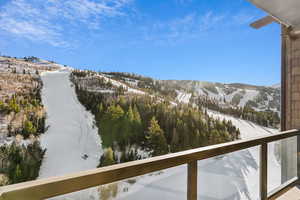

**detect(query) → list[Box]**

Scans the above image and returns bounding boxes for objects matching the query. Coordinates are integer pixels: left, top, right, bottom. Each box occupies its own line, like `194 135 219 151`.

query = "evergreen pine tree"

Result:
100 148 116 167
146 117 168 156
14 164 22 183
126 105 134 122
23 120 37 137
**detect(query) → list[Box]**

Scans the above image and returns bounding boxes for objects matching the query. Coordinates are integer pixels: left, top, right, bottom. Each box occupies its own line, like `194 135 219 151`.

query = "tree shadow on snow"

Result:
119 148 258 200
198 148 258 200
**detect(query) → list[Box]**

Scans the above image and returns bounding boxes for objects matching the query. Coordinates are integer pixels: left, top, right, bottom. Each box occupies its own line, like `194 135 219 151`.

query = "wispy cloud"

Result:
0 0 259 48
0 0 133 47
139 11 254 46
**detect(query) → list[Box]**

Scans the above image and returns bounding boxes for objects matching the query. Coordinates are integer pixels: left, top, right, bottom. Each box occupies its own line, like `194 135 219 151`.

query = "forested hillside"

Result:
0 56 51 185
71 70 240 167
97 71 281 128
194 96 280 128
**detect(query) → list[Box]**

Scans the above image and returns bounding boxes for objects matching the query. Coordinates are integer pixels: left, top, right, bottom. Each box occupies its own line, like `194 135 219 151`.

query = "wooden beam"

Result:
288 29 300 40
250 16 276 29
187 161 198 200
260 143 268 200
281 25 288 132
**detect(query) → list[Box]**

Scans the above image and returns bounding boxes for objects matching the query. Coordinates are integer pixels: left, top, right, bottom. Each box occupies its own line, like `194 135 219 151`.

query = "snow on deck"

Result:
39 70 102 200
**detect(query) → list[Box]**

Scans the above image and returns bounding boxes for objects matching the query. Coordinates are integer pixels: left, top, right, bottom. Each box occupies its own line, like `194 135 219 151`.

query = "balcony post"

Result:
281 24 300 183
260 143 268 200
187 161 198 200
298 135 300 179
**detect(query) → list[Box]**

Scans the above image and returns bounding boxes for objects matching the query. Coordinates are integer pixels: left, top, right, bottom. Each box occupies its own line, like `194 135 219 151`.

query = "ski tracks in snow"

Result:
39 70 103 200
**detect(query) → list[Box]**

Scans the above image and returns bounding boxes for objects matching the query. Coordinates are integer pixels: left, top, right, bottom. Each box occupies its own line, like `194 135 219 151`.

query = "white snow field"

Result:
39 70 102 200
97 74 146 95
176 90 192 104
112 112 280 200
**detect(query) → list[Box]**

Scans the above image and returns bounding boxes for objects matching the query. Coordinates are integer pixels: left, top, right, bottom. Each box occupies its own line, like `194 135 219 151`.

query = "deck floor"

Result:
276 186 300 200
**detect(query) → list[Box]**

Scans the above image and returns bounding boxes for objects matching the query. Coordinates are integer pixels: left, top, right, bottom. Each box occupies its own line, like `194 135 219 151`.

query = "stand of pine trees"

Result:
0 142 46 185
0 75 46 185
195 96 280 128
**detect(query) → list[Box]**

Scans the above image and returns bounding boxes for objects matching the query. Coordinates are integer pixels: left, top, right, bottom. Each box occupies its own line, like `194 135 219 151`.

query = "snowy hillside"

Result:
176 90 192 104
0 56 64 74
92 72 280 113
161 80 280 112
271 83 281 89
68 70 281 200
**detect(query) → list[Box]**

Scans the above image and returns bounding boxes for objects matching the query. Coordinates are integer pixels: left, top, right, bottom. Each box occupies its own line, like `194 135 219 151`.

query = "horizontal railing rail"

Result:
0 129 299 200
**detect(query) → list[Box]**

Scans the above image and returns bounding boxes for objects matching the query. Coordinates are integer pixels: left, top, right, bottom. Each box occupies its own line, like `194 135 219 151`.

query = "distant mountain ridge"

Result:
157 80 280 112
73 71 281 113
271 83 281 89
0 56 280 113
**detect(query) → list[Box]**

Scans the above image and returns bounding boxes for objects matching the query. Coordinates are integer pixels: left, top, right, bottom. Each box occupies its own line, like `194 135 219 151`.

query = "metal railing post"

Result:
187 161 198 200
260 143 268 200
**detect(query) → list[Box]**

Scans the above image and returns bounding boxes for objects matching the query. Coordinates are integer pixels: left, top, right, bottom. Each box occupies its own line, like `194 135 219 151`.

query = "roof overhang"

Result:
248 0 300 31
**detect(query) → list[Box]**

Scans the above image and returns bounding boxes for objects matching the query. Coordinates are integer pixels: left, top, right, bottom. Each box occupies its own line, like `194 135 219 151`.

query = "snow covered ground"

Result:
97 74 146 95
176 90 192 104
238 90 260 107
111 111 280 200
39 70 102 200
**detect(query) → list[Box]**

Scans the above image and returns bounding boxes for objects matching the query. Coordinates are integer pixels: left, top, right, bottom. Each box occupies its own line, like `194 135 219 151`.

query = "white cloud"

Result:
0 0 132 47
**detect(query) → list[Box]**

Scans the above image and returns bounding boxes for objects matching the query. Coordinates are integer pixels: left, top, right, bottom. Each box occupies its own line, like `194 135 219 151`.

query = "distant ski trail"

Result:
39 70 102 200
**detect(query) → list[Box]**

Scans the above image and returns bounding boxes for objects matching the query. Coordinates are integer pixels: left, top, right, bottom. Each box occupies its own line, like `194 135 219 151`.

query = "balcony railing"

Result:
0 129 299 200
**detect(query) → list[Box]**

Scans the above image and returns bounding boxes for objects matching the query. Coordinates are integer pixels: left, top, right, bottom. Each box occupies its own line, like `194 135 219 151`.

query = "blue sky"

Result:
0 0 281 85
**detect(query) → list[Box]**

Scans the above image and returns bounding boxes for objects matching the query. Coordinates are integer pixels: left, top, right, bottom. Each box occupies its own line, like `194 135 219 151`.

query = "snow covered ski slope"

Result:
39 70 102 200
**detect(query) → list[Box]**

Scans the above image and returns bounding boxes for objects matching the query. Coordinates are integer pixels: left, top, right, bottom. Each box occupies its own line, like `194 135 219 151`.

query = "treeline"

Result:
23 56 39 63
71 70 128 95
73 70 178 99
0 142 45 185
101 72 177 99
102 72 153 83
72 73 240 167
196 96 280 128
71 70 96 78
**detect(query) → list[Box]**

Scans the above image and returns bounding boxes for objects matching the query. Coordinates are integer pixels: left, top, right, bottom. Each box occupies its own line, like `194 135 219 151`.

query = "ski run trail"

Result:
39 70 102 200
39 70 281 200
